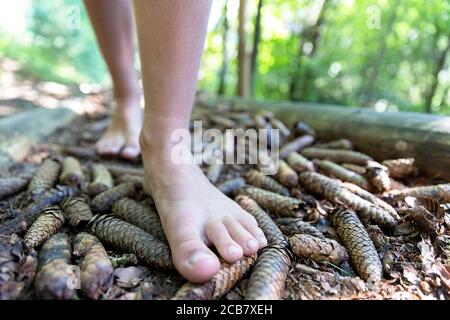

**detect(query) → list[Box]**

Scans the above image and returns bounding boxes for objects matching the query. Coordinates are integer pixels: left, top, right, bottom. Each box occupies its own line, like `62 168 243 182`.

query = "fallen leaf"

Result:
403 266 420 285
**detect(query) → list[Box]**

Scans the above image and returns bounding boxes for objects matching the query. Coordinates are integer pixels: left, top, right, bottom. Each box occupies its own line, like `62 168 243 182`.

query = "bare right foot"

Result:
96 96 143 159
141 136 267 283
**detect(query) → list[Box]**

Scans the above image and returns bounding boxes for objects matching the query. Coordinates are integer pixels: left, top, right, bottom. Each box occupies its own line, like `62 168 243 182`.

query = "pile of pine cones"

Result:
0 101 449 300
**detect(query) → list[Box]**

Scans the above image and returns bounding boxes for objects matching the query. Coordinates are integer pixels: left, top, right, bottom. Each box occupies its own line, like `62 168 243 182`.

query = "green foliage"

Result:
0 0 448 113
0 0 107 84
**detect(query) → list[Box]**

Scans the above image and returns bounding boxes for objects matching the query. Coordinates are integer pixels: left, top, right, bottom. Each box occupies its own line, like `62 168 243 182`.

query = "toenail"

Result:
188 251 215 266
227 245 240 255
246 239 259 250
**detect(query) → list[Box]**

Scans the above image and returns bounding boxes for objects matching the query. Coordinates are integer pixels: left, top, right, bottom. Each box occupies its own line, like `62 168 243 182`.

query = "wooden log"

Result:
0 108 76 167
224 98 450 179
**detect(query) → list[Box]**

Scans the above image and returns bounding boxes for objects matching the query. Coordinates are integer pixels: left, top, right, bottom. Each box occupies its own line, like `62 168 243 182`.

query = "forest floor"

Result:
0 58 449 300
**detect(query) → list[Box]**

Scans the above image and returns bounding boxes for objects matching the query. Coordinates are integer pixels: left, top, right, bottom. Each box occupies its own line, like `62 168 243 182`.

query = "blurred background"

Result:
0 0 449 114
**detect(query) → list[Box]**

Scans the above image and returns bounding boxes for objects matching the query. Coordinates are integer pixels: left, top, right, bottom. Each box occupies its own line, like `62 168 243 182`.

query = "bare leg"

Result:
133 0 267 283
84 0 142 159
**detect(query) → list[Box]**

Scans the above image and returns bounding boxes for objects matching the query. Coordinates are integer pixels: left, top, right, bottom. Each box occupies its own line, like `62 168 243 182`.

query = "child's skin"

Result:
84 0 267 283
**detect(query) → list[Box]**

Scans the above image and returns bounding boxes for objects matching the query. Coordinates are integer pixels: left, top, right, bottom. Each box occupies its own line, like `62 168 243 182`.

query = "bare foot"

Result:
96 97 143 159
141 139 267 283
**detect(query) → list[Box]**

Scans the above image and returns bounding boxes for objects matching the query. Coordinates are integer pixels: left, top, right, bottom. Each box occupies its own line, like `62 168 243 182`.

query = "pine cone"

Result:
279 135 315 159
236 186 305 218
314 139 353 150
276 217 324 238
366 161 390 192
289 234 348 265
299 172 397 228
244 245 291 300
386 183 450 203
111 197 166 242
35 233 77 300
90 182 135 213
73 232 113 299
173 255 256 300
382 158 416 178
59 156 84 187
217 177 246 197
88 164 113 196
60 196 93 228
245 170 289 196
24 206 65 249
275 160 298 188
235 195 287 246
87 215 173 269
317 160 370 190
28 159 61 199
301 147 372 165
330 208 383 282
0 176 30 200
286 152 315 173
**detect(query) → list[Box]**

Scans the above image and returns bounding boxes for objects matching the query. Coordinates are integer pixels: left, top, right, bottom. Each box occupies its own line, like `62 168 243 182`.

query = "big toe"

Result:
172 239 220 283
165 218 220 282
96 135 124 155
121 140 141 159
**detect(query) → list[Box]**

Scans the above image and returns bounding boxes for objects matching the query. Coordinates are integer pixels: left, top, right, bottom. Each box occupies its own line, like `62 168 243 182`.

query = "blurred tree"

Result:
217 1 229 95
0 0 448 114
250 0 263 96
359 0 400 107
237 0 251 97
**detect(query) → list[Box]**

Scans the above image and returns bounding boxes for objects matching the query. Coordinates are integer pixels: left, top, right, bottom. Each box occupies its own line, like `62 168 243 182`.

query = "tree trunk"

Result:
288 35 304 101
439 85 449 109
250 0 263 96
424 39 449 113
218 97 450 180
217 1 229 95
298 0 328 101
237 0 251 97
289 0 327 101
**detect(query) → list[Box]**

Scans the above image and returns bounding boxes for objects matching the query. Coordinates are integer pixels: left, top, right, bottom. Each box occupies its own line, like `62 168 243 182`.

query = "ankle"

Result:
116 95 141 108
140 127 195 168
